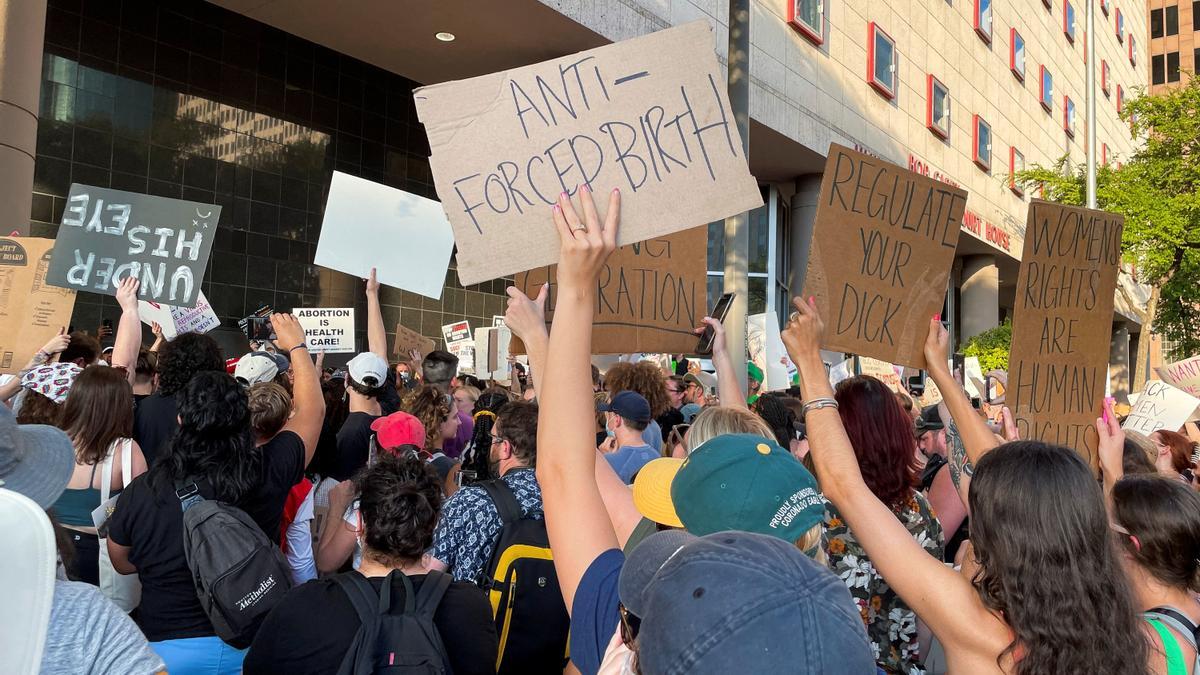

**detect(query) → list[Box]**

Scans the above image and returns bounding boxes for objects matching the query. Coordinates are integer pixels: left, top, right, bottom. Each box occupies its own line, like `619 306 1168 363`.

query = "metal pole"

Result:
722 0 751 399
1085 0 1098 208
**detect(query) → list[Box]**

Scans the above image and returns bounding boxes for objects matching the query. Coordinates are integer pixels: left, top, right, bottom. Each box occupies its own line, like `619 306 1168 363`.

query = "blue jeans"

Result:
150 636 245 675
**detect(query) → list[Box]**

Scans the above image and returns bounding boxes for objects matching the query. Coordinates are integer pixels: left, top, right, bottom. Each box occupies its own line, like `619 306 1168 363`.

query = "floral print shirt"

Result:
825 490 945 675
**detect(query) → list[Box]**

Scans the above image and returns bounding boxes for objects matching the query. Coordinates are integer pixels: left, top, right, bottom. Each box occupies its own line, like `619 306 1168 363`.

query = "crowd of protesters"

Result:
4 185 1200 675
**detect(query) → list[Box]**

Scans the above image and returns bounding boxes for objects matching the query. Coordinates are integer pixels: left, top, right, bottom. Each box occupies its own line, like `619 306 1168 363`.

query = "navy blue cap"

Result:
599 390 652 423
620 530 875 674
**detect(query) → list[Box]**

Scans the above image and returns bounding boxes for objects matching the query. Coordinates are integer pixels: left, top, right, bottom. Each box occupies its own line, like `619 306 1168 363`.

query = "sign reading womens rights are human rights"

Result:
1008 201 1124 470
414 20 762 286
46 185 219 308
802 144 967 369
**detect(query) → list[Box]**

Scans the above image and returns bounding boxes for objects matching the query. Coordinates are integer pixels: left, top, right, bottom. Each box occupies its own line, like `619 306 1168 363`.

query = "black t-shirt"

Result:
132 392 178 466
333 412 379 481
107 431 305 641
656 407 685 443
243 572 498 675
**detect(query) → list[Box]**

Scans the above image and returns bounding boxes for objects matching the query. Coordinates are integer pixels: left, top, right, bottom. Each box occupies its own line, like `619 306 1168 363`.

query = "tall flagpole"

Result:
1085 0 1098 208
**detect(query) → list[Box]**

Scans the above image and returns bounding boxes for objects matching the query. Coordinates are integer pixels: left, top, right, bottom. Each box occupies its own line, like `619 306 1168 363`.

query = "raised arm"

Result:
700 316 746 409
504 283 549 396
365 268 387 360
923 319 1000 466
781 298 999 651
271 313 325 467
149 322 165 353
536 186 621 612
111 277 142 384
1096 398 1124 512
0 329 70 402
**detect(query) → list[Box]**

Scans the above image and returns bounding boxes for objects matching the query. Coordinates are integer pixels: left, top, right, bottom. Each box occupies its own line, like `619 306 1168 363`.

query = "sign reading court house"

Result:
414 20 762 286
46 184 219 308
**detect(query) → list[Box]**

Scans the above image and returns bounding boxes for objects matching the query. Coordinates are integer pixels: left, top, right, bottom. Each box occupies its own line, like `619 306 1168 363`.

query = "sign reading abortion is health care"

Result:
46 184 218 308
294 308 356 353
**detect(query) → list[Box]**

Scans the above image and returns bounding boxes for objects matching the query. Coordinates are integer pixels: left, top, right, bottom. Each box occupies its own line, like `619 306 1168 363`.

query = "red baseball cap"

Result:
370 411 426 452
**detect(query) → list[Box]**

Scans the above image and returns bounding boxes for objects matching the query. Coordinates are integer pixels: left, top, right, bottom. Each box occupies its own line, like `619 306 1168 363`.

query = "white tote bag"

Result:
92 438 141 612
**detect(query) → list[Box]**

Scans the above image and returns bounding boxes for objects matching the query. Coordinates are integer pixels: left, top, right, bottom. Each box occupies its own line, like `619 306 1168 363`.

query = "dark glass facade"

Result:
32 0 509 351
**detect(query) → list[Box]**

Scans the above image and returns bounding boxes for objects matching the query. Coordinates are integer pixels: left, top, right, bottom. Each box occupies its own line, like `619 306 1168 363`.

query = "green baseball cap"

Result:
671 433 824 542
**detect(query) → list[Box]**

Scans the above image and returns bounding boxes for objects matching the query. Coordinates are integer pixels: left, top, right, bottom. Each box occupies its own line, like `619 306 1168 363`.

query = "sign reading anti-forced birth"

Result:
0 238 77 375
1123 381 1200 435
1008 201 1124 469
294 308 356 354
512 226 706 354
802 144 966 369
47 184 219 308
413 20 762 286
1157 356 1200 397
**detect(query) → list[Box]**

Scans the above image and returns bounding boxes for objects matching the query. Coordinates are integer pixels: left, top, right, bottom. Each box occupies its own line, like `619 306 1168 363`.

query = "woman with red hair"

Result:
825 375 944 674
1150 429 1198 482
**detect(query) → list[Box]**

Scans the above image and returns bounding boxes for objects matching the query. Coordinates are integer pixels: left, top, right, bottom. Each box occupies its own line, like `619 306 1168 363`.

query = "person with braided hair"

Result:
459 389 514 486
750 392 797 449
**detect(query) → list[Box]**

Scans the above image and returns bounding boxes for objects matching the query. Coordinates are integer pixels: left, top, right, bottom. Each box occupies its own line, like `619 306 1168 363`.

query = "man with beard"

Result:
430 400 542 583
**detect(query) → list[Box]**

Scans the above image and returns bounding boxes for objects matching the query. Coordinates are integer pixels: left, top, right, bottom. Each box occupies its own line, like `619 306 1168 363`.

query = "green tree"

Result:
1014 79 1200 385
963 320 1012 373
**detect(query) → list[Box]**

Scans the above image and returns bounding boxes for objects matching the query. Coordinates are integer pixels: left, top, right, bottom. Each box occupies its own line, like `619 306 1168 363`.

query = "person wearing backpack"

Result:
430 400 570 674
107 314 324 675
244 454 497 675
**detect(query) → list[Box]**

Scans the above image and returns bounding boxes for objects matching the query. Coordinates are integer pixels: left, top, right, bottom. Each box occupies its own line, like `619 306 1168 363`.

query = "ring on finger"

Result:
789 311 800 323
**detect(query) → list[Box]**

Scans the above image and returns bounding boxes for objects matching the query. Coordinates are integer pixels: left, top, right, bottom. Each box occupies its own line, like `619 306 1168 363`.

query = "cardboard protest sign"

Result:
859 356 905 393
512 227 706 354
1008 201 1124 469
46 184 219 308
474 326 513 381
294 308 355 354
449 342 475 374
1157 356 1200 397
748 312 797 392
0 238 77 375
393 323 436 359
315 172 455 299
413 20 762 285
138 290 218 340
802 144 966 369
442 320 472 347
963 356 984 399
1122 380 1200 435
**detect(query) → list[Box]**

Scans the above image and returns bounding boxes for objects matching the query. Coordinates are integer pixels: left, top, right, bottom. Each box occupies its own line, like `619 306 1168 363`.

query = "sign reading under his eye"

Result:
46 184 219 308
413 20 762 286
1008 200 1124 470
802 144 967 369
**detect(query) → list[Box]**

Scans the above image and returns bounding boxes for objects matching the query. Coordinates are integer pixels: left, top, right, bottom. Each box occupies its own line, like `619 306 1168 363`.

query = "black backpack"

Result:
176 481 294 649
333 570 453 675
478 479 570 675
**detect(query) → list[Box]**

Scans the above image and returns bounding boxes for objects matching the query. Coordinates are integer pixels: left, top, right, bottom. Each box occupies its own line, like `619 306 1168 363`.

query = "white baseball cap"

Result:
234 352 287 386
347 352 388 387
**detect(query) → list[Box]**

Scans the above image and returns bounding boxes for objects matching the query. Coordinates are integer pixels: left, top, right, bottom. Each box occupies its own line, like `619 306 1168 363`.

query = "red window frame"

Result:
1128 34 1136 65
1010 28 1026 80
1064 96 1076 137
1116 84 1124 113
974 0 993 42
1102 143 1109 166
1102 60 1110 94
973 115 992 171
926 75 951 138
787 0 824 45
867 23 897 99
1100 0 1109 16
1115 8 1124 41
1040 66 1053 111
1064 0 1076 42
1010 147 1025 196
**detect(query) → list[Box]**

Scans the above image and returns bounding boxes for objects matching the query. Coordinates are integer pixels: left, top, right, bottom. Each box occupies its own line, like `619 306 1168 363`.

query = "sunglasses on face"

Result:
619 603 641 647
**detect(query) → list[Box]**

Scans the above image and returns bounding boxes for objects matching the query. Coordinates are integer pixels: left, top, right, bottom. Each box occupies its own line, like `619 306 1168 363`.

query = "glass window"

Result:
1117 84 1124 113
1153 54 1166 84
868 23 897 98
927 75 951 138
1102 60 1110 94
1064 1 1077 41
975 0 993 41
1064 96 1076 136
1011 29 1026 80
1167 51 1181 82
1010 148 1025 196
1196 47 1200 75
1195 1 1200 29
1102 143 1109 166
1166 5 1179 34
1151 8 1164 38
1116 8 1124 41
973 115 992 171
1040 66 1054 110
789 0 824 43
1129 35 1136 65
1101 0 1110 16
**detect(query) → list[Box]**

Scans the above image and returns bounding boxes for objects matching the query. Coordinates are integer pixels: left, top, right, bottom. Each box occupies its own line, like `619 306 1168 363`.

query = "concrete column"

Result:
1109 323 1131 405
0 0 47 236
959 254 999 343
786 174 823 295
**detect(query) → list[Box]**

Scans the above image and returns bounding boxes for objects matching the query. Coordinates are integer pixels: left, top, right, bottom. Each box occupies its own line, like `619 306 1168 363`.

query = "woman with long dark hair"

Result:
821 373 943 674
51 366 148 586
783 298 1151 674
461 388 513 483
106 314 324 675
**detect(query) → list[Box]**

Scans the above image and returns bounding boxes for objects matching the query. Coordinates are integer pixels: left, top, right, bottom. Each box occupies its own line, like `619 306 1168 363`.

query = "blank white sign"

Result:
316 172 455 299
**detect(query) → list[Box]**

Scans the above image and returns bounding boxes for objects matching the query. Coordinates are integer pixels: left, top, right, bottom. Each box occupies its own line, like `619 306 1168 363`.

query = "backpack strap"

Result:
480 479 524 524
334 572 381 624
174 478 204 512
333 573 385 675
1147 607 1200 649
1146 617 1189 675
412 570 452 620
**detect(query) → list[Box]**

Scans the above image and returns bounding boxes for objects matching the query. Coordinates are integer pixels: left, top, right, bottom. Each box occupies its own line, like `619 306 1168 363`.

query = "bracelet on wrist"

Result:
801 397 839 419
289 344 309 354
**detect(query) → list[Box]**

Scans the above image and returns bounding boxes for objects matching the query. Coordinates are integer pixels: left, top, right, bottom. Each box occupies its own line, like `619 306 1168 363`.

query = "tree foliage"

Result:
963 320 1012 373
1014 79 1200 360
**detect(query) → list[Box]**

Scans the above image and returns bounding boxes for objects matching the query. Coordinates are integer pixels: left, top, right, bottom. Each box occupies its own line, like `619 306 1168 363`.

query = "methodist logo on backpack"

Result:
478 479 570 675
177 481 294 649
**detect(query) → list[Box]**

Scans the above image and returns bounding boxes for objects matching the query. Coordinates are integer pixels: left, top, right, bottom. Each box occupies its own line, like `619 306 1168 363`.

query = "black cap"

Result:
915 405 943 433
